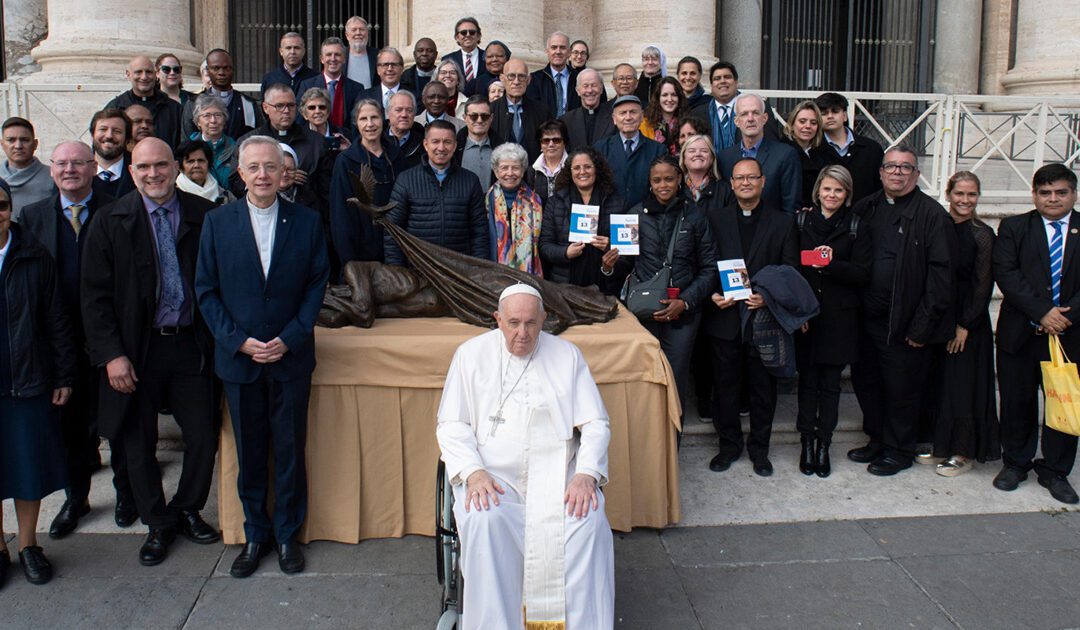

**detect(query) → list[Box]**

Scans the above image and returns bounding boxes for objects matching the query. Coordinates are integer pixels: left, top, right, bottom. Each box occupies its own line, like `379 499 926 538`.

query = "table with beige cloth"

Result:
218 306 682 544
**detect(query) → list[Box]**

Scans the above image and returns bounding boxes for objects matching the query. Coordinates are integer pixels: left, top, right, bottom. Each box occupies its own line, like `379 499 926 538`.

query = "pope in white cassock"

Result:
437 284 615 630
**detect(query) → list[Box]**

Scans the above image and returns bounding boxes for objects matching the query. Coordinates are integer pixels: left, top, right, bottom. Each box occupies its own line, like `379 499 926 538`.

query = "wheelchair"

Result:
435 461 463 629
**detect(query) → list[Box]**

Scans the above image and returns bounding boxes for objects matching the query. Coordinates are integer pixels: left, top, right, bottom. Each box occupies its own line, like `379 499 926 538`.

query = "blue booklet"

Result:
609 214 639 255
717 259 752 300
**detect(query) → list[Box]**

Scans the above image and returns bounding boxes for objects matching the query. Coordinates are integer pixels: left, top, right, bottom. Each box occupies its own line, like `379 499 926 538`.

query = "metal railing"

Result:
2 82 1078 203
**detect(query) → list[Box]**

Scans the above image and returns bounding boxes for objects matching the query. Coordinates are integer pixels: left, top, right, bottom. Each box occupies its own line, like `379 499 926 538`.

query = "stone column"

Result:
718 0 762 87
590 0 717 84
933 0 981 94
979 0 1013 94
406 0 547 71
30 0 203 79
1001 0 1080 95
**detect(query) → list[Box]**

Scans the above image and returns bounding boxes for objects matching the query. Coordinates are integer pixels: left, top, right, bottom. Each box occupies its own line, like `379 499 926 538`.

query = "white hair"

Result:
238 135 285 164
734 92 766 114
490 142 528 171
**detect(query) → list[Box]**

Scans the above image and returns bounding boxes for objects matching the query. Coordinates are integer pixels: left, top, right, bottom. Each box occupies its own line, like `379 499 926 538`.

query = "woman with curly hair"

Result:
539 147 627 293
641 77 688 156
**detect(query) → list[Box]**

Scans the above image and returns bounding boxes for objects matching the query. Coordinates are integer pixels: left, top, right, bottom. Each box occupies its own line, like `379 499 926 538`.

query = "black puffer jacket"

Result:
628 195 718 312
0 224 76 397
539 187 627 293
384 162 489 266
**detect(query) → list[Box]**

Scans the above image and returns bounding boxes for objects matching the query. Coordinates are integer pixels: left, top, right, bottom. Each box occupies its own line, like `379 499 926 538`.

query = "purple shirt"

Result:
142 193 192 327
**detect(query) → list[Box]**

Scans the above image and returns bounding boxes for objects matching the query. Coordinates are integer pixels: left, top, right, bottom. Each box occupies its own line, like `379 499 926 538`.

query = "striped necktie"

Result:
1051 220 1065 305
464 53 474 82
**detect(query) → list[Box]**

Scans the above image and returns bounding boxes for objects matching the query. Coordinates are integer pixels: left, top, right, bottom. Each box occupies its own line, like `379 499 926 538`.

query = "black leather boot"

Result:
815 437 831 478
799 435 815 476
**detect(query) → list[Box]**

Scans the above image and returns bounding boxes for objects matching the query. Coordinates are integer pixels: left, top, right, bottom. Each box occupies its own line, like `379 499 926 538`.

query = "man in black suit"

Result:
718 94 802 215
560 68 615 151
344 16 379 89
90 108 136 199
19 140 135 538
360 47 407 112
297 38 365 135
847 145 955 475
105 55 183 149
196 136 330 577
815 92 884 205
491 58 551 164
526 31 580 118
704 157 799 477
442 17 485 97
993 163 1080 504
81 138 220 566
261 32 319 96
181 50 264 141
401 38 438 100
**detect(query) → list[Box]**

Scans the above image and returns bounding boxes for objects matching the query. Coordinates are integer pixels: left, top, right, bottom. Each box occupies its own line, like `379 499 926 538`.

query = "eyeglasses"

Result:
266 102 296 112
52 159 93 169
466 113 492 121
0 201 10 211
882 162 917 174
540 137 564 145
378 62 403 68
199 112 226 120
159 65 182 74
306 104 328 111
731 175 763 183
457 29 478 37
503 73 528 83
242 163 281 175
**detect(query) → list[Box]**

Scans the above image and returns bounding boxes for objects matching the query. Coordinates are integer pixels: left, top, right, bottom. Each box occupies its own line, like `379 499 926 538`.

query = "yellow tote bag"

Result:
1042 335 1080 437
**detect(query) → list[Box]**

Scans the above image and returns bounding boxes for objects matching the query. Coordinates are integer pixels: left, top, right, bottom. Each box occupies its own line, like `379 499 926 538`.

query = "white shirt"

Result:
247 198 279 276
97 158 124 181
1043 213 1071 258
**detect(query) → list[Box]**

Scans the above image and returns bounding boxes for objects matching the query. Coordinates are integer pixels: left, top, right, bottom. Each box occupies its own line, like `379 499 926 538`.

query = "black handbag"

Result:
624 212 684 319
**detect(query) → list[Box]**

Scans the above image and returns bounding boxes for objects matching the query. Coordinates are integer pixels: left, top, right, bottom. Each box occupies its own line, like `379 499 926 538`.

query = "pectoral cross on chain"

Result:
488 414 506 437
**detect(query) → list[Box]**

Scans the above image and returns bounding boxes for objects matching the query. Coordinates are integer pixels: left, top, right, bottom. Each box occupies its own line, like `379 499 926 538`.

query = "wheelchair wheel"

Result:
435 461 463 625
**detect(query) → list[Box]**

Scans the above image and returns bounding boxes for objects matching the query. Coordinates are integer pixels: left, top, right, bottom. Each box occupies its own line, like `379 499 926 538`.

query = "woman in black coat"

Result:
539 148 626 293
628 155 718 425
782 100 829 209
932 172 999 476
0 179 76 586
795 165 871 477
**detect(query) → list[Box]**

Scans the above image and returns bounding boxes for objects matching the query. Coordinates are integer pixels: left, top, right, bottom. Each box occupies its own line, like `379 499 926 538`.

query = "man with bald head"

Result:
261 32 319 95
106 55 183 148
82 137 220 566
438 284 614 629
718 93 802 214
491 58 551 163
560 68 616 150
19 141 133 539
527 31 581 117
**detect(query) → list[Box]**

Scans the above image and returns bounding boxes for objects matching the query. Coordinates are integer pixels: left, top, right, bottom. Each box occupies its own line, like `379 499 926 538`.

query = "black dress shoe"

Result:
230 542 270 578
0 547 10 589
115 494 138 528
178 511 221 545
815 439 831 479
847 442 883 463
709 453 738 472
752 458 774 477
867 456 912 476
1039 477 1080 504
49 499 91 539
278 542 305 574
799 435 815 476
992 466 1028 491
139 527 176 566
19 546 53 585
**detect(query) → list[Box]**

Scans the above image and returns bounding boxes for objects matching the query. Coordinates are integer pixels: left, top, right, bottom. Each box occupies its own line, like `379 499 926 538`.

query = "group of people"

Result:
0 13 1077 630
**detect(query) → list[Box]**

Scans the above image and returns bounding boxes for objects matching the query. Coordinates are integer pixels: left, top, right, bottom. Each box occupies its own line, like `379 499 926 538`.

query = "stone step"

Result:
679 392 868 447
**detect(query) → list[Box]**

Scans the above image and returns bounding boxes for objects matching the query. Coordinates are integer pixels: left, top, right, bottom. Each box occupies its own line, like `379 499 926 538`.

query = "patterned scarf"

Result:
487 183 544 276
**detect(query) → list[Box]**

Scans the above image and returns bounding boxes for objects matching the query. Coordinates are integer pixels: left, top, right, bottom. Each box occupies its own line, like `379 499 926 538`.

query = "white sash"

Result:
523 408 567 630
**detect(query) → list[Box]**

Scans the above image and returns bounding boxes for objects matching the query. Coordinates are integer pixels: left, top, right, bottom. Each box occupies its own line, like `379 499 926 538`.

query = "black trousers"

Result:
122 329 216 529
857 316 934 463
224 371 312 544
851 320 883 445
642 312 700 421
796 362 844 444
997 334 1078 479
711 336 777 462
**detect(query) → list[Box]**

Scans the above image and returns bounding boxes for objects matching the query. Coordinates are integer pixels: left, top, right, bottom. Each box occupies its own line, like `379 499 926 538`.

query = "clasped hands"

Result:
241 337 289 363
1040 306 1072 335
465 470 599 519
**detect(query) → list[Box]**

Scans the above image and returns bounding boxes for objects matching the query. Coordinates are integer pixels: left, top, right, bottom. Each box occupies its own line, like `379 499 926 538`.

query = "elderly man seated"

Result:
437 284 614 629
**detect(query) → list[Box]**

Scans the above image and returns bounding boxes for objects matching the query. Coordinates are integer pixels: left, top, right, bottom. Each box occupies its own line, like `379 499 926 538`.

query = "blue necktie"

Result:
511 104 523 143
99 171 113 182
624 138 634 157
153 208 185 312
554 71 565 117
328 80 337 108
1051 220 1064 306
719 105 734 149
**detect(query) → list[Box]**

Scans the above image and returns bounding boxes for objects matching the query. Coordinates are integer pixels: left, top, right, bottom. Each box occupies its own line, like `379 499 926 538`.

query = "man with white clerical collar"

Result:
436 283 614 630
